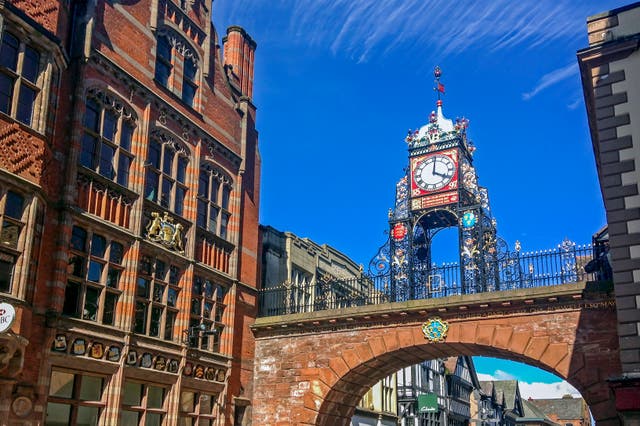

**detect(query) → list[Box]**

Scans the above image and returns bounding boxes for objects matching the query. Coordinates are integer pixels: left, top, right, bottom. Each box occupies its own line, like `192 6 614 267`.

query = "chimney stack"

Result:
223 26 257 99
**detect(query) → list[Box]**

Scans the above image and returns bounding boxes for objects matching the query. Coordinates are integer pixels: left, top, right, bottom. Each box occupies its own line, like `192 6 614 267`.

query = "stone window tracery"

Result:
79 89 136 187
134 255 181 341
197 165 232 240
63 225 125 325
154 28 199 108
144 130 189 216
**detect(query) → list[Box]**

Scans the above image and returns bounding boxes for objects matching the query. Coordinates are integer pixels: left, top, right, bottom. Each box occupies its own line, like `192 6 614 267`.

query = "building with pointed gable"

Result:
0 0 260 424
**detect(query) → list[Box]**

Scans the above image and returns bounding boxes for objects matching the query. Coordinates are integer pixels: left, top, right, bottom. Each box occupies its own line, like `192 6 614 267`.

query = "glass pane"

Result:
210 180 219 203
177 157 188 184
80 134 99 169
45 402 72 426
182 82 196 106
220 213 229 239
203 280 213 298
110 242 124 264
181 391 195 412
157 37 171 60
1 221 20 249
184 59 197 81
155 62 170 86
134 302 147 333
117 154 131 187
0 73 14 114
178 417 194 426
155 260 166 280
79 375 103 401
153 284 165 302
99 143 116 179
91 234 106 257
175 187 185 215
149 306 162 337
106 268 120 288
84 99 100 131
198 173 208 198
23 46 40 82
76 406 100 426
139 256 152 275
62 281 81 317
196 200 206 228
221 186 230 210
144 172 158 202
87 260 103 282
0 32 19 70
137 278 150 298
0 258 13 292
146 412 163 426
200 394 214 414
71 226 87 252
102 110 117 141
103 292 117 325
49 371 75 397
208 207 218 233
162 146 174 175
161 179 173 208
148 141 161 169
164 311 175 341
191 298 200 315
5 191 24 219
120 122 133 151
167 287 178 307
169 265 180 285
17 84 36 125
192 277 202 294
147 386 165 408
120 410 139 425
83 287 100 321
203 302 212 318
122 382 142 406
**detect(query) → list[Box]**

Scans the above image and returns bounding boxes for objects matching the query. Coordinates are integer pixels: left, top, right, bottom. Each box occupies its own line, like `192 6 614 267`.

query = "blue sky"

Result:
213 0 624 399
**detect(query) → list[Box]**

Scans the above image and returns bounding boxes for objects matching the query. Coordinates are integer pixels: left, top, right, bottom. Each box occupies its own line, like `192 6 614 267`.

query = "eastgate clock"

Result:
414 154 456 191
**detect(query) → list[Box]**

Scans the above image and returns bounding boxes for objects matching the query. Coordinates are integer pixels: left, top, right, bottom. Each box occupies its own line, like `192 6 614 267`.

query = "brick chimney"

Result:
223 26 257 99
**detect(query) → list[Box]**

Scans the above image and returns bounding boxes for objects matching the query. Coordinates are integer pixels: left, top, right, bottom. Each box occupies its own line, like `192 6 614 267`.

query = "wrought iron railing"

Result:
258 243 607 317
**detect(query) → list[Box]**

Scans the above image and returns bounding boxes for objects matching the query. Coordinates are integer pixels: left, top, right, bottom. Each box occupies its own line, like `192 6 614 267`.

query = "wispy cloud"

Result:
215 1 606 62
477 373 580 399
522 63 579 100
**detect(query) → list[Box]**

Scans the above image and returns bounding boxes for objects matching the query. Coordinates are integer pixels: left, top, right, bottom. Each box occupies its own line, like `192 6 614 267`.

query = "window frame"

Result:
189 275 226 352
144 136 189 216
46 369 107 426
79 92 136 188
0 189 26 295
155 29 200 108
121 381 168 426
196 165 232 240
63 225 125 325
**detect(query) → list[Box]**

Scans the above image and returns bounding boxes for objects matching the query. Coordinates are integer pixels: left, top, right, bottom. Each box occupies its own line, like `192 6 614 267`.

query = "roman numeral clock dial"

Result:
414 154 455 191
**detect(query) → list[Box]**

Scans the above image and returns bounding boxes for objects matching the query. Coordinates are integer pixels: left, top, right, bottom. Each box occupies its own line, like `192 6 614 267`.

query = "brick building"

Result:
528 396 592 426
0 0 260 424
577 1 640 422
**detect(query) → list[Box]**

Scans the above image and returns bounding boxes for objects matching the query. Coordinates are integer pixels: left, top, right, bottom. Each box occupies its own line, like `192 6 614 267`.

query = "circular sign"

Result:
0 302 16 333
392 223 408 241
461 211 477 228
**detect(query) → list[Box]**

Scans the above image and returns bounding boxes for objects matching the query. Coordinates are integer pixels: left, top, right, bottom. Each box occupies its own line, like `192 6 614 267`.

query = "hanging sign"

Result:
0 303 16 333
418 393 439 413
392 223 408 241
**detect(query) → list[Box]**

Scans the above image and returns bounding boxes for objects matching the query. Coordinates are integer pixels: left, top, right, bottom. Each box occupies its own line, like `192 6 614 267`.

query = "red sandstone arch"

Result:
252 302 620 425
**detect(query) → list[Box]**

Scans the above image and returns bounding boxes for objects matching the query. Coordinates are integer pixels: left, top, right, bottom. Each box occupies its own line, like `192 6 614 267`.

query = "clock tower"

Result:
371 67 502 300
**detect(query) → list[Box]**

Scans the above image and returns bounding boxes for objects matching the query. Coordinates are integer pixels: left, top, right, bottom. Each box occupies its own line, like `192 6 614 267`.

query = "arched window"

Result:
196 165 232 240
144 130 189 216
155 29 199 108
79 88 136 187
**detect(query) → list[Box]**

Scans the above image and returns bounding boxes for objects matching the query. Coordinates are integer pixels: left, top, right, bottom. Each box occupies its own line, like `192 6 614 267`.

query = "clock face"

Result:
414 154 456 191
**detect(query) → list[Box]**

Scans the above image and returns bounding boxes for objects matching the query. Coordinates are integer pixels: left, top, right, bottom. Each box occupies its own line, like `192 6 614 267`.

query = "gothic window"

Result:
179 392 218 425
154 30 199 108
121 381 167 425
0 190 25 293
196 166 232 240
189 275 226 351
80 92 135 187
144 134 189 216
63 225 125 325
0 29 41 127
46 370 106 425
134 255 181 341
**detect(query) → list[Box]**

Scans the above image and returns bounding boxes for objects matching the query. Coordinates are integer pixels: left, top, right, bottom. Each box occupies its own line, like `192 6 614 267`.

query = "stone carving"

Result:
146 212 185 253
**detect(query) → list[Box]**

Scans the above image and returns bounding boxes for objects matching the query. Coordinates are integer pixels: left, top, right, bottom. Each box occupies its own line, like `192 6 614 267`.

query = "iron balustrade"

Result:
258 244 606 317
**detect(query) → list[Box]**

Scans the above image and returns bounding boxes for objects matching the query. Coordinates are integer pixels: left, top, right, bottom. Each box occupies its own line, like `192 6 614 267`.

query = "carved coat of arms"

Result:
146 212 184 253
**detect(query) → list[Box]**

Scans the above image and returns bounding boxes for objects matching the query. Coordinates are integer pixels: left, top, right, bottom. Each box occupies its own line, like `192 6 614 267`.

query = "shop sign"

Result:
0 302 16 333
418 393 439 413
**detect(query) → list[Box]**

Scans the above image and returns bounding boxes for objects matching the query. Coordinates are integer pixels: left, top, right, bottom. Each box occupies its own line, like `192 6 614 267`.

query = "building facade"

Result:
577 1 640 422
259 225 398 426
0 0 260 424
528 396 592 426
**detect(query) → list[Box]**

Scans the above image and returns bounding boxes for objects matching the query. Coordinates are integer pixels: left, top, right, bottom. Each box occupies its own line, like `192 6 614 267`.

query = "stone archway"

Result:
252 289 619 425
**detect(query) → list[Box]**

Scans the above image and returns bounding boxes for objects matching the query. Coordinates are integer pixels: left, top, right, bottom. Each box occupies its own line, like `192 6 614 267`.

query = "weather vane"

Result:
433 66 445 101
